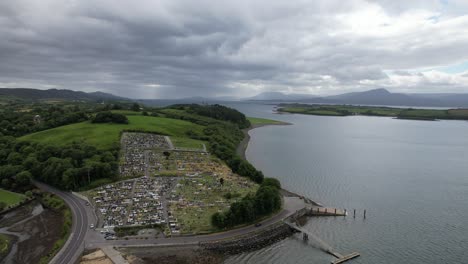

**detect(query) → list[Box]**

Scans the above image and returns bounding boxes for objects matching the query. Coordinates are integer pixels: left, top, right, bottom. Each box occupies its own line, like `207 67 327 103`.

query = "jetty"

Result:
283 221 360 264
309 206 347 216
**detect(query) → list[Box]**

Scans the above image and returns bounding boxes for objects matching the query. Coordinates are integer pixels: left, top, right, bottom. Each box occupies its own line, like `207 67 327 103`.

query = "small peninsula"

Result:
278 104 468 121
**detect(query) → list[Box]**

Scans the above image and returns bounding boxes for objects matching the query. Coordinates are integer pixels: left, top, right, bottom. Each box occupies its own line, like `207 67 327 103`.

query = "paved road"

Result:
33 181 89 264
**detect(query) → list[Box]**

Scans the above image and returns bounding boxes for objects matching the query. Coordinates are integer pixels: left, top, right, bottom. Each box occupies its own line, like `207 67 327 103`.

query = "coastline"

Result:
236 121 291 160
236 120 322 206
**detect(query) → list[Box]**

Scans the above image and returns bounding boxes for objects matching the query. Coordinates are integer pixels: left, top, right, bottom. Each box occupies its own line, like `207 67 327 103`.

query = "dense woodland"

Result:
0 136 119 192
169 104 251 128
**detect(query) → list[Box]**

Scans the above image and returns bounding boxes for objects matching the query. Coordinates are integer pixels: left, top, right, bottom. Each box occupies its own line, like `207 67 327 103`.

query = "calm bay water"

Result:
223 103 468 264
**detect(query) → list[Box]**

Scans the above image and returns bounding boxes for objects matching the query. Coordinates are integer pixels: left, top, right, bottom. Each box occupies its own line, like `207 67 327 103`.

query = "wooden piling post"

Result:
353 209 356 218
344 209 347 216
364 210 366 219
325 208 327 214
334 208 337 214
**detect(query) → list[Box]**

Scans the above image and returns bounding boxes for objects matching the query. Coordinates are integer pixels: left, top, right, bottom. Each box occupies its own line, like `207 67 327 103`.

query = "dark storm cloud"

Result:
1 0 468 98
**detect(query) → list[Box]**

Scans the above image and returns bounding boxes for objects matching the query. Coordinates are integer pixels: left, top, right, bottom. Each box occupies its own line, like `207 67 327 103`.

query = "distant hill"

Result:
248 88 468 107
0 88 128 101
246 91 316 101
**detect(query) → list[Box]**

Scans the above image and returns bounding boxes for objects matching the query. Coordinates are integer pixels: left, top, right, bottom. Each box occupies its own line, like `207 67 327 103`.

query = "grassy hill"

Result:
19 115 205 150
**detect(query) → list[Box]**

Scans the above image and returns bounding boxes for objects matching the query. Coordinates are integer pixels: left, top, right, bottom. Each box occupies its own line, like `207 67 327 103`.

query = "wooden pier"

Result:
309 207 347 216
283 221 360 264
331 252 361 264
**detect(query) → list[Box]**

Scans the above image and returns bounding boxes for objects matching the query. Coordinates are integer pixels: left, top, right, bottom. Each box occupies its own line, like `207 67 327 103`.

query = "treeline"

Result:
211 178 282 229
0 136 119 192
0 104 90 137
0 101 146 138
92 111 128 124
204 123 264 183
168 104 251 129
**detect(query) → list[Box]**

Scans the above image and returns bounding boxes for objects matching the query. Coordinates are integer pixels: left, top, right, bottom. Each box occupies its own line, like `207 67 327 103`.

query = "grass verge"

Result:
0 189 26 207
38 193 73 264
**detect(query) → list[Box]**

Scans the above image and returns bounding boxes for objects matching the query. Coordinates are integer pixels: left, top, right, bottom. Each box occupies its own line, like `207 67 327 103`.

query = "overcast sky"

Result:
1 0 468 99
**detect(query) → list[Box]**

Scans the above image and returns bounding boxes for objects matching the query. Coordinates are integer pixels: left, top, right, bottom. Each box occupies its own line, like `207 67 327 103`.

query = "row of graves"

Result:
93 180 133 227
164 150 217 175
119 132 171 177
88 176 181 233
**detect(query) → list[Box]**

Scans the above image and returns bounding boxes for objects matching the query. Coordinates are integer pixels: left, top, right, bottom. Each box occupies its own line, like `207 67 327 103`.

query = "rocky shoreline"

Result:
201 222 296 255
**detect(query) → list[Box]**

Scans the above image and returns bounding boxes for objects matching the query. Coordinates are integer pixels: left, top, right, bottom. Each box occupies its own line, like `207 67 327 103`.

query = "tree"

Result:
211 212 226 228
7 152 23 165
92 112 128 124
131 103 141 112
262 178 281 190
15 171 32 186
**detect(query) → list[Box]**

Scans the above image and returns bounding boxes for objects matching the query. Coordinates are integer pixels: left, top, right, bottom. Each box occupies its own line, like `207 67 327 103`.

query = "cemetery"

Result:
84 132 258 235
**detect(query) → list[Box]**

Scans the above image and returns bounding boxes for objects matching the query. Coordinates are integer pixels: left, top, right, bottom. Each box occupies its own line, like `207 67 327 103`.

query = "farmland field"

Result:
19 115 205 150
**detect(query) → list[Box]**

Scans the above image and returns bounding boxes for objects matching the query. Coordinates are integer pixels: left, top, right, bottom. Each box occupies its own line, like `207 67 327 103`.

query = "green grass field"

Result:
170 137 205 149
0 234 10 256
247 117 284 125
0 189 26 207
20 115 205 150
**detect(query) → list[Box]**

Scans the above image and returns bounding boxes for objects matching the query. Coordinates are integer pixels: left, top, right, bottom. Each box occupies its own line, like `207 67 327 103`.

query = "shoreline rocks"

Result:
201 223 296 255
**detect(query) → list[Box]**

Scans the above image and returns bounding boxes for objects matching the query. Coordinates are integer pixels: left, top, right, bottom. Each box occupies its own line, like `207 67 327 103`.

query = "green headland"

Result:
278 104 468 121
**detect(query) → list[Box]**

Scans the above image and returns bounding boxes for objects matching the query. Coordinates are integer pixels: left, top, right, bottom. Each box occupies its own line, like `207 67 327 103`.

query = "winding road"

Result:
33 181 89 264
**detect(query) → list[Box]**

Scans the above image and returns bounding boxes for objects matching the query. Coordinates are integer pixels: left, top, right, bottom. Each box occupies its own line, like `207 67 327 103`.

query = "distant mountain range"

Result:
0 88 127 101
248 88 468 107
246 91 316 101
2 87 468 107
